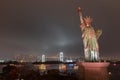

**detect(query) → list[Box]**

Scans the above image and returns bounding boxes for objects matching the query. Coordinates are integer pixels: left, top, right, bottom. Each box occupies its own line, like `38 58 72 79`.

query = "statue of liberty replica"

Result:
77 7 110 80
78 7 102 61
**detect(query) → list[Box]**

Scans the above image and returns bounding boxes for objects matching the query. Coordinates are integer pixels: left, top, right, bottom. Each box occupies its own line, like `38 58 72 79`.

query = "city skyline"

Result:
0 0 120 59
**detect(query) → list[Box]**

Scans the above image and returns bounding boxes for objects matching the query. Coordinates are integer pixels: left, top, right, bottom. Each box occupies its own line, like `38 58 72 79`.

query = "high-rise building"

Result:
59 52 64 62
42 54 45 62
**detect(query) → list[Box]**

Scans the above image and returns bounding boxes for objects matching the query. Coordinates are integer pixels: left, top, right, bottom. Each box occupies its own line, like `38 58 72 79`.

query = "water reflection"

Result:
59 64 66 72
35 63 79 74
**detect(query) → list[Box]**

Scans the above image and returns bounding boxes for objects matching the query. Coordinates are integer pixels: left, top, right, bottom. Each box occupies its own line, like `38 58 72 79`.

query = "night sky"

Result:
0 0 120 59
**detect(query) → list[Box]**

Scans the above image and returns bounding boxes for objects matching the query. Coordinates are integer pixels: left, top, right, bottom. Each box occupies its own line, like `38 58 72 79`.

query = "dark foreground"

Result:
0 62 120 80
0 64 78 80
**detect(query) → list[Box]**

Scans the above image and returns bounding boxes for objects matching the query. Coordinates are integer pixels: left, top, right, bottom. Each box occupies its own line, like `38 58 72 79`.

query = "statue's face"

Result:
85 20 91 25
84 17 92 25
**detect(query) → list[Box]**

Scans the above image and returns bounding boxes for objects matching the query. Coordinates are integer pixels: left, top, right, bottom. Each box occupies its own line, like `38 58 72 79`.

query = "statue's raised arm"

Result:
78 7 86 31
78 7 84 24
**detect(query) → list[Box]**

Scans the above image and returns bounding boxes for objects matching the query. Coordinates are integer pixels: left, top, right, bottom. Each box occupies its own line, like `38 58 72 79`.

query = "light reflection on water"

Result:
35 63 78 73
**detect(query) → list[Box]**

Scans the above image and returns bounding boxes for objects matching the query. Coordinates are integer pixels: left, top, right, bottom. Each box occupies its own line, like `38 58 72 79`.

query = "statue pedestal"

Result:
77 62 110 80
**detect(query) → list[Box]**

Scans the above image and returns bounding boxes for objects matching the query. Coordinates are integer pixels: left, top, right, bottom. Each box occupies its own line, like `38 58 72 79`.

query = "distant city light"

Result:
42 54 45 62
65 60 73 62
59 52 64 62
0 60 4 63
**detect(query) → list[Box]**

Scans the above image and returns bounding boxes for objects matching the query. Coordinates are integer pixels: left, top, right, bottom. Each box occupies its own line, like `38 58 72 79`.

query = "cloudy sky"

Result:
0 0 120 59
